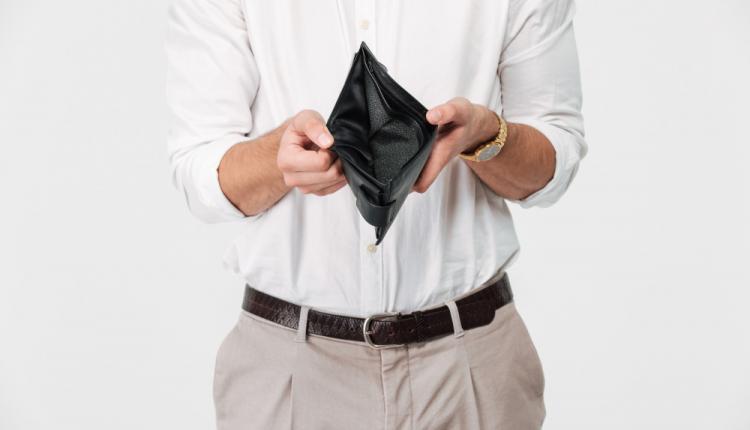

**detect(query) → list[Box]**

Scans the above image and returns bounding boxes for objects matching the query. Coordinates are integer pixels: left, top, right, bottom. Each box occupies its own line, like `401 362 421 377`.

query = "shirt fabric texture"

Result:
165 0 587 316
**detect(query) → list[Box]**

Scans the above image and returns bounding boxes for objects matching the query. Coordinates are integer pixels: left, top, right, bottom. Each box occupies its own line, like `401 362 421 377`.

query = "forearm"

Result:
465 109 556 200
217 121 291 216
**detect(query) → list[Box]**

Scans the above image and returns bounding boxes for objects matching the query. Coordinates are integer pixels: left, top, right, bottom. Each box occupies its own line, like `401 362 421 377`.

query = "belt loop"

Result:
295 306 310 343
445 300 464 338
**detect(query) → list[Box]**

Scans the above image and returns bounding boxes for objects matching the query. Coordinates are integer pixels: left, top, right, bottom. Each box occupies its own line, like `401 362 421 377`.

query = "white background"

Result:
1 1 749 429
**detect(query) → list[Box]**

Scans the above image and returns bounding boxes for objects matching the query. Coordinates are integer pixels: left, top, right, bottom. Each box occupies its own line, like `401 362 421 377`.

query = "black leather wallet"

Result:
328 42 438 244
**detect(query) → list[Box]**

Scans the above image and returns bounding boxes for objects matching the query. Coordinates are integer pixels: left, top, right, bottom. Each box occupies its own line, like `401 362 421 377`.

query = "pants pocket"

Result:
212 315 244 423
511 306 546 398
462 303 546 429
213 311 296 430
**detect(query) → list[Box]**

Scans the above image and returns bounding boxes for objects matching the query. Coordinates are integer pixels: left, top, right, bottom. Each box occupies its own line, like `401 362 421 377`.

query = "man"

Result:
166 0 585 428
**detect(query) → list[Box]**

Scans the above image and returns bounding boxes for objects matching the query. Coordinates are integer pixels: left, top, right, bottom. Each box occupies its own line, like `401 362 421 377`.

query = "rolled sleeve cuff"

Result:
506 118 585 208
175 134 254 223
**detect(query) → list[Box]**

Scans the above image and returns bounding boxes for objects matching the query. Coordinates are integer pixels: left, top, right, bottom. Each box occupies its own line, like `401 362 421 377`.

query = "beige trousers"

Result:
213 294 546 430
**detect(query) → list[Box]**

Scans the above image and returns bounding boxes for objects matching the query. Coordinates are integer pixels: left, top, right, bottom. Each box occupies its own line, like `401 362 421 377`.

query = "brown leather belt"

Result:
242 273 513 348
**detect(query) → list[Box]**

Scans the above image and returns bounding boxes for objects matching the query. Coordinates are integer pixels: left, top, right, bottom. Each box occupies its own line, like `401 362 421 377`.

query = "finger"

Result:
412 143 453 193
312 178 348 196
283 159 343 186
426 97 472 126
289 109 334 149
278 145 335 172
299 177 346 194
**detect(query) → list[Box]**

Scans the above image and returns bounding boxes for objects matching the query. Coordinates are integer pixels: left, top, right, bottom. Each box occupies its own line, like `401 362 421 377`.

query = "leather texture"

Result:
242 273 513 346
328 42 438 244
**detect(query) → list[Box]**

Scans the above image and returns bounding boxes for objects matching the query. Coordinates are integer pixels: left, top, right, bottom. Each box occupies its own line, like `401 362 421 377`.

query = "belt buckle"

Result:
362 312 404 349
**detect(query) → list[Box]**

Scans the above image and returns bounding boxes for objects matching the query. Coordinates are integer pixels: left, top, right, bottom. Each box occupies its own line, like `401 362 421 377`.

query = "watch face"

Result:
477 145 501 161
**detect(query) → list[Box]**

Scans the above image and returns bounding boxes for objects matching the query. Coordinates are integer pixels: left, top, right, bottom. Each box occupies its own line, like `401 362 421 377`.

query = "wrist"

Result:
465 105 500 153
461 105 500 153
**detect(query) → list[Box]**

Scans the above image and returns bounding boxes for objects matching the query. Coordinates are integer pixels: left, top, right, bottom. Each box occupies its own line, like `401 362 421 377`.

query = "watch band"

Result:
459 110 508 162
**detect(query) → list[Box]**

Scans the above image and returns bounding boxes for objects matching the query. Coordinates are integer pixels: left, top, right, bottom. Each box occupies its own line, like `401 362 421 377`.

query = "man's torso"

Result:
223 0 519 316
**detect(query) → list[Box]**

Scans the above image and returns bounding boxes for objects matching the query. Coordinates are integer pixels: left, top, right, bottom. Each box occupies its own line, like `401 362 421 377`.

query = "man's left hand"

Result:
413 97 499 193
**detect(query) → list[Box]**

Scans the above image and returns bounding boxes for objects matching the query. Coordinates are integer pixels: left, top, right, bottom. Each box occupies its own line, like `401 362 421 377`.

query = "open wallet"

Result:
328 42 438 244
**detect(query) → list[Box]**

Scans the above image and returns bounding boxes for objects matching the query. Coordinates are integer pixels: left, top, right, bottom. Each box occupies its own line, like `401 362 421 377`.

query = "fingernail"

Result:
427 110 442 122
318 132 333 147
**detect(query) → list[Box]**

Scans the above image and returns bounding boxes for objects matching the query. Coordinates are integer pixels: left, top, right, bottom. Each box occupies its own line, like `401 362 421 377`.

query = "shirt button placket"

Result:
355 0 376 50
355 0 382 315
360 221 383 314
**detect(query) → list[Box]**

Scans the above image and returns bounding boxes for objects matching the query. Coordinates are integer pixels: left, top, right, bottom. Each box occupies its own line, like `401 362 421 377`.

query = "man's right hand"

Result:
277 110 347 196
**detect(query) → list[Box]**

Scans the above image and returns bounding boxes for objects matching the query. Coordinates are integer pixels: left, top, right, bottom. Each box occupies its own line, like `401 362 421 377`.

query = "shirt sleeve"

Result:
165 0 259 223
498 0 587 208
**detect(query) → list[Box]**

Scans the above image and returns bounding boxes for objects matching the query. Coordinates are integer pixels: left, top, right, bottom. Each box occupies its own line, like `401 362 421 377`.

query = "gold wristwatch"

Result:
458 111 508 162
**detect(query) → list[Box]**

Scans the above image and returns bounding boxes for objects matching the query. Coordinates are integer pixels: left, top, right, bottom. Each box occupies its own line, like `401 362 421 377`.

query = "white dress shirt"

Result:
165 0 586 316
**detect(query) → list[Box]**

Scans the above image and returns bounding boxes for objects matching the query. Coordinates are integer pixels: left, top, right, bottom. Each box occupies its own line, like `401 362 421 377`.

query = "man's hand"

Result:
413 97 555 200
413 97 499 193
277 110 347 196
218 110 346 217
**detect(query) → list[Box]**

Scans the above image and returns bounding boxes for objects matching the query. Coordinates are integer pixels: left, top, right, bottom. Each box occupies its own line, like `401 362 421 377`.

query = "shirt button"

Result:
367 243 377 253
359 19 370 30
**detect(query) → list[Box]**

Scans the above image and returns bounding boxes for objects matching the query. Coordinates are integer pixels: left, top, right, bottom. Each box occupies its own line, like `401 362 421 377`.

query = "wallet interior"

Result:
330 44 430 186
328 42 437 243
364 68 423 182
